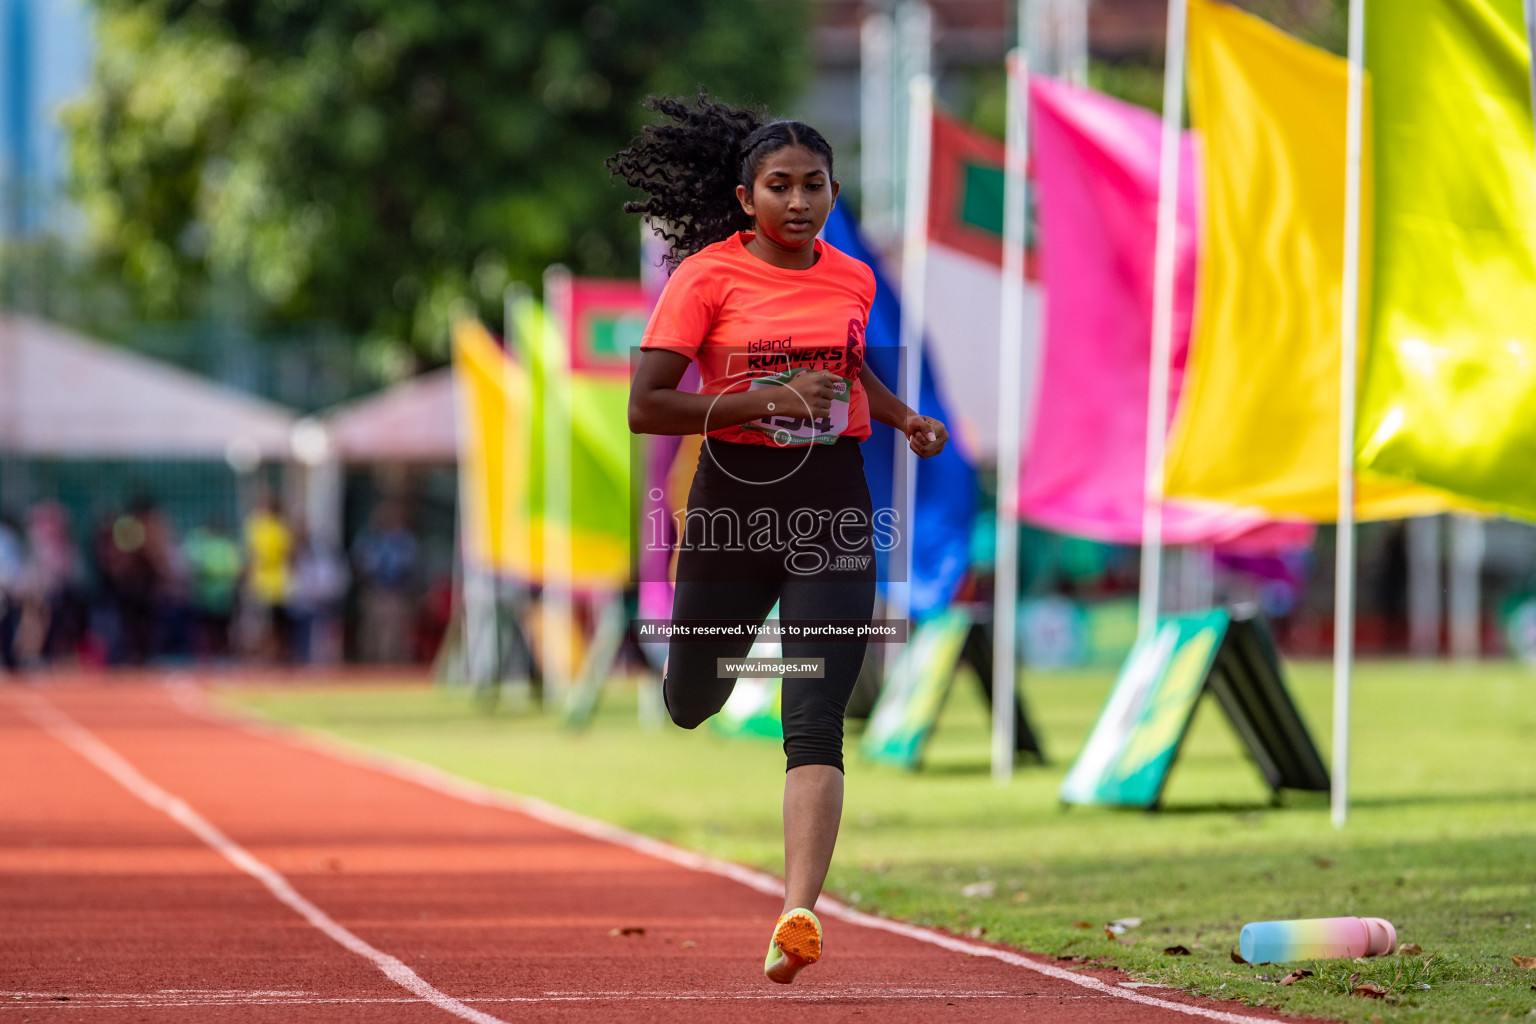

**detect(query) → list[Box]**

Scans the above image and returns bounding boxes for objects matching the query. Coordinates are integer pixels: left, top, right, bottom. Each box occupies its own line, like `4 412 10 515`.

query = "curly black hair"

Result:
607 94 835 269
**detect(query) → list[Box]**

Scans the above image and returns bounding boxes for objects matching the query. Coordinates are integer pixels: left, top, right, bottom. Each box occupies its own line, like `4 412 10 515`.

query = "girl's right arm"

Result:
628 350 841 436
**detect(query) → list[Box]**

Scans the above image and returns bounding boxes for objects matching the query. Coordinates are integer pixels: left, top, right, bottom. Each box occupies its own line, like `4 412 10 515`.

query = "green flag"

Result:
509 296 633 587
1358 0 1536 516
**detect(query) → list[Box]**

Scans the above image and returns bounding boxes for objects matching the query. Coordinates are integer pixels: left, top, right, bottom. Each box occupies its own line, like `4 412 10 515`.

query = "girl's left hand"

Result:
904 414 948 458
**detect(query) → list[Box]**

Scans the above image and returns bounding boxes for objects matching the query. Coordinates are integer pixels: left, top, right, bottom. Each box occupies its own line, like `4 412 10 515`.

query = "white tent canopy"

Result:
322 368 456 464
0 315 298 459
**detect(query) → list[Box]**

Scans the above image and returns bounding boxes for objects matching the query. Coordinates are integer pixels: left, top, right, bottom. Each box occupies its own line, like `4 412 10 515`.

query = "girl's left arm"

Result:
860 365 949 458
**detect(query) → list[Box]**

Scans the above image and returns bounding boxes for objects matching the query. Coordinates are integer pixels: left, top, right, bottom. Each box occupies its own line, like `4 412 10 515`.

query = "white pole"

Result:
1198 543 1215 608
1025 0 1051 77
504 282 536 691
304 452 346 664
1332 0 1366 830
1137 0 1187 640
452 333 493 686
1407 515 1442 658
894 74 933 641
1 320 21 501
861 10 896 245
1172 546 1191 613
1525 0 1536 122
893 3 933 264
1449 514 1485 661
993 49 1030 785
541 266 575 710
1066 0 1090 85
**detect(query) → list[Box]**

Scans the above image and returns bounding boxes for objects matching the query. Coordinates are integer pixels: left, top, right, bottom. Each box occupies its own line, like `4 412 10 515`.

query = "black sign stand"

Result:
961 617 1047 763
1204 609 1330 798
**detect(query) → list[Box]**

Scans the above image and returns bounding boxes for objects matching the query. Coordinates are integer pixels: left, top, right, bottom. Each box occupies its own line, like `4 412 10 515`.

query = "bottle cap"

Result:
1362 918 1397 957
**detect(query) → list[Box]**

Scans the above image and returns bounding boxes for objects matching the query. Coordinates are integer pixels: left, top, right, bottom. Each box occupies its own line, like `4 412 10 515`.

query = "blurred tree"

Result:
63 0 809 366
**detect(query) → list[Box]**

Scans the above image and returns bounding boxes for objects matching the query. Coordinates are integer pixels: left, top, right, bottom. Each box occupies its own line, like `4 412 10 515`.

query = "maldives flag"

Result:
923 111 1041 461
546 274 650 376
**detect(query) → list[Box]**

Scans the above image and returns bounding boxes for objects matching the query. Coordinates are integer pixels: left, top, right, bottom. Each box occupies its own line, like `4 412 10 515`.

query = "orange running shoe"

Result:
764 907 822 984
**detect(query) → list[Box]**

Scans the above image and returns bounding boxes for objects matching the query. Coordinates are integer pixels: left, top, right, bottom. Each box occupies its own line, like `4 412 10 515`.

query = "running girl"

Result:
610 95 948 984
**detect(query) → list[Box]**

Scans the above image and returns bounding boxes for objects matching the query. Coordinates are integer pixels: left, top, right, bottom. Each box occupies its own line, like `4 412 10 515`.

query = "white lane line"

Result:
2 990 1051 1008
179 682 1286 1024
13 694 512 1024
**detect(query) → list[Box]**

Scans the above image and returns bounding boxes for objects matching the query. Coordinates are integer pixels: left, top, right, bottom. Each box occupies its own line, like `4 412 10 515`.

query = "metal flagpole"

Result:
1525 0 1536 123
1138 0 1188 640
1449 514 1485 661
1333 0 1367 830
451 322 494 688
541 266 576 712
503 283 535 695
893 2 933 266
894 73 933 645
861 9 896 246
1025 0 1052 77
993 47 1030 785
1407 516 1442 658
1066 0 1089 85
0 319 24 513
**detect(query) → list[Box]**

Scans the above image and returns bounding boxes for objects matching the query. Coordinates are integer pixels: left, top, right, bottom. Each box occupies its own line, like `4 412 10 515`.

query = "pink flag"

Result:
1019 78 1309 550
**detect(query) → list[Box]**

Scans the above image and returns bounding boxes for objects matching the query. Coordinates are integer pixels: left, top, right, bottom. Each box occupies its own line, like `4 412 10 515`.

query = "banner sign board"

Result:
1060 608 1328 808
860 607 1044 770
861 607 975 768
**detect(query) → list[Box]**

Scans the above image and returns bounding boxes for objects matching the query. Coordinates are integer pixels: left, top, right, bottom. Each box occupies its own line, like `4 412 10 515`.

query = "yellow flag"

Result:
454 315 632 587
509 298 633 588
453 318 537 577
1358 0 1536 518
1166 0 1462 521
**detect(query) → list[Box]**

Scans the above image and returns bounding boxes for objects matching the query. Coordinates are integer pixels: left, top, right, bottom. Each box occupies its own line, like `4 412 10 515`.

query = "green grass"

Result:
220 661 1536 1023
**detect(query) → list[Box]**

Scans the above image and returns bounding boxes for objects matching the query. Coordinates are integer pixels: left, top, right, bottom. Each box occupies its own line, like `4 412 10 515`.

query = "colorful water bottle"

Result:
1239 917 1397 963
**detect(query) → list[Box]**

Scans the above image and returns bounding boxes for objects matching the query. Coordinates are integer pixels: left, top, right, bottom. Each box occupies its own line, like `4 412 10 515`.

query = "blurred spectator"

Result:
96 500 162 665
1373 521 1410 650
352 502 418 663
0 513 23 670
142 503 191 661
416 572 455 663
184 521 242 659
287 528 350 665
90 513 124 662
17 503 86 665
242 495 294 661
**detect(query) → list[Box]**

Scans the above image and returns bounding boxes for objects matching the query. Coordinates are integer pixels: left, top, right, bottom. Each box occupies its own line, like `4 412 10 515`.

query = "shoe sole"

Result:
773 913 822 964
765 911 822 983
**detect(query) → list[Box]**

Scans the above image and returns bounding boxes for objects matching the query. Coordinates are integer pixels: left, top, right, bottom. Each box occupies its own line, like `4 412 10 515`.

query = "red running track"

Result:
1 678 1334 1023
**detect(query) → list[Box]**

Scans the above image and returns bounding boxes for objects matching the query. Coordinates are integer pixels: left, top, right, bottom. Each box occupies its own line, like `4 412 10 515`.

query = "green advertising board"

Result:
1060 608 1329 809
861 607 975 768
1503 595 1536 665
859 607 1044 771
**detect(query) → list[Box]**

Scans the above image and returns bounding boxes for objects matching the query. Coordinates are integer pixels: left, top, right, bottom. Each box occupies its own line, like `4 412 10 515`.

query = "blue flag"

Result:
822 205 978 620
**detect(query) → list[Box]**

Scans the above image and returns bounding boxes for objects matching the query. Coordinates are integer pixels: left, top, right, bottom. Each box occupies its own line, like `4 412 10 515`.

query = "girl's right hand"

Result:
774 369 841 420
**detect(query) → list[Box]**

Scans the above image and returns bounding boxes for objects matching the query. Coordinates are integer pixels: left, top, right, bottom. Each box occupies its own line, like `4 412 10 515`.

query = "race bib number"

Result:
742 367 851 446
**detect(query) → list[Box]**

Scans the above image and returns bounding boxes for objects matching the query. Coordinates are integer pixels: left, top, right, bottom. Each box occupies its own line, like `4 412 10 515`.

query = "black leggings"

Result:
664 436 877 772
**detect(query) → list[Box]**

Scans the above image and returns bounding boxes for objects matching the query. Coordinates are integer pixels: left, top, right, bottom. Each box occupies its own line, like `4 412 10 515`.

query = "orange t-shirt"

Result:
640 231 875 447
